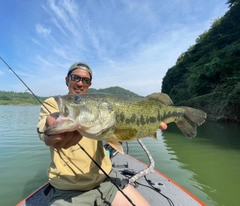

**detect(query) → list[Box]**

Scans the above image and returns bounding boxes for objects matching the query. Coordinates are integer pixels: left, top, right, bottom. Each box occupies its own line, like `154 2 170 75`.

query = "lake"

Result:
0 106 240 206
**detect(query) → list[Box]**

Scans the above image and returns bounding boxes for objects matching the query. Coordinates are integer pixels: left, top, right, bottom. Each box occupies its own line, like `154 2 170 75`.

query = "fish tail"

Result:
176 107 207 138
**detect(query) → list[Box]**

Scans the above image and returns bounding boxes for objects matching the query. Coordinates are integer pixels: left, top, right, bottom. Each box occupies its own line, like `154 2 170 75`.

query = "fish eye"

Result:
74 95 81 104
107 104 113 111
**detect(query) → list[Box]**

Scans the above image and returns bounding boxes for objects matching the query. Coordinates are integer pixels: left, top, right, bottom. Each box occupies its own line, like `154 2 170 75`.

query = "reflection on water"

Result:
160 122 240 206
1 106 240 206
198 121 240 149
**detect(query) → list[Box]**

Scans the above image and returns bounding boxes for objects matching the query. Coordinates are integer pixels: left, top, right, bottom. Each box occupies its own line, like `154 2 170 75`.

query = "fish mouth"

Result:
44 117 77 135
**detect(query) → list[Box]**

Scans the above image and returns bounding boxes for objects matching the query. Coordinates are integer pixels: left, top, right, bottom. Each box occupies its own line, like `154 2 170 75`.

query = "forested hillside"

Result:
0 91 47 105
88 86 139 96
0 87 139 105
162 0 240 122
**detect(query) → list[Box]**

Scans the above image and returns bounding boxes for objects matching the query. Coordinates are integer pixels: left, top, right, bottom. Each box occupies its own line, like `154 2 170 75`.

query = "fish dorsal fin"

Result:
146 93 173 105
107 141 124 154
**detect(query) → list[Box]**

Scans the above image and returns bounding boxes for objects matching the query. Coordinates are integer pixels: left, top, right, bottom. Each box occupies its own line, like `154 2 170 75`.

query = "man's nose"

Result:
76 80 84 86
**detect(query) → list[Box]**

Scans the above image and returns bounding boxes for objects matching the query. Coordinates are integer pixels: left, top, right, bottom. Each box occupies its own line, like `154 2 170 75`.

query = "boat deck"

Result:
17 152 205 206
112 153 204 206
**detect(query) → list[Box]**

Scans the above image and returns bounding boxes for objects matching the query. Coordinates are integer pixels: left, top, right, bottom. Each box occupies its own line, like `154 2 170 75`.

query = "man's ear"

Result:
65 76 69 86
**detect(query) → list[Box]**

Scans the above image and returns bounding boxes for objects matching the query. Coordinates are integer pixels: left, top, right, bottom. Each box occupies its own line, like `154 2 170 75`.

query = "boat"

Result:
16 142 206 206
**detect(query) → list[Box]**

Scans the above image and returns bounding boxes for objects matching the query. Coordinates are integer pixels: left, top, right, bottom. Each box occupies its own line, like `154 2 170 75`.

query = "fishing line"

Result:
78 143 136 206
133 176 175 206
144 176 175 206
0 57 136 206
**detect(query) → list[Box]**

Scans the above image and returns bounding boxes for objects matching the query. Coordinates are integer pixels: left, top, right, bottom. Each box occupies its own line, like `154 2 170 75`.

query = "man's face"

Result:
65 69 92 94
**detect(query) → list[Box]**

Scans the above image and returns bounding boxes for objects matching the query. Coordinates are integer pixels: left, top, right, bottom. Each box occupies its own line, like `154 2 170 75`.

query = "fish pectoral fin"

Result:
107 141 124 154
106 128 138 153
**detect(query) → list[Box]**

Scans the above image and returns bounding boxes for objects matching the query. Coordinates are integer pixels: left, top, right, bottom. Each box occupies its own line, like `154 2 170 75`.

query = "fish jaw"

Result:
45 115 80 135
44 100 84 135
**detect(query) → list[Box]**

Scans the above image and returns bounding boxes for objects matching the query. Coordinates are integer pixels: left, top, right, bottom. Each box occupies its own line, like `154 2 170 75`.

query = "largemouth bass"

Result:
45 93 207 153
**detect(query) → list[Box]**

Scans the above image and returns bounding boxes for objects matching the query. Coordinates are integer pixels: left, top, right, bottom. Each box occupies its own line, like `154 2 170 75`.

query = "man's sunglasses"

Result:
69 74 91 85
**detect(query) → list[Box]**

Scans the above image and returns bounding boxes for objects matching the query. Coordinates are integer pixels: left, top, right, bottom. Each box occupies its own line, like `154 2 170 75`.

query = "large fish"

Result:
44 93 207 153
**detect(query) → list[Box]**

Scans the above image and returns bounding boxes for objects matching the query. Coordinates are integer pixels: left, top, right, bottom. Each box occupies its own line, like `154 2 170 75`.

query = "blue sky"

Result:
0 0 229 97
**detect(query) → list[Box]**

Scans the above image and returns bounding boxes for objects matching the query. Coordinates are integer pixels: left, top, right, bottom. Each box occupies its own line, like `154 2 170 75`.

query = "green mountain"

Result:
88 86 140 96
0 91 47 105
161 0 240 122
0 87 139 105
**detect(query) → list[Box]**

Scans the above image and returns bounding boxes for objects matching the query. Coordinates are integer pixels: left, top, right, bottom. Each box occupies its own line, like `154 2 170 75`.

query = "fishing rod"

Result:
78 143 135 205
0 57 51 114
0 56 136 206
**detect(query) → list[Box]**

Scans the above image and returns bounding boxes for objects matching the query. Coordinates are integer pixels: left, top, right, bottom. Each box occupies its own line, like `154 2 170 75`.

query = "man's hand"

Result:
44 113 82 150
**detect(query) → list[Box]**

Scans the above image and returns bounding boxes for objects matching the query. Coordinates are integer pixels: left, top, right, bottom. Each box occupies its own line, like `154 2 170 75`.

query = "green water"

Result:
0 106 240 206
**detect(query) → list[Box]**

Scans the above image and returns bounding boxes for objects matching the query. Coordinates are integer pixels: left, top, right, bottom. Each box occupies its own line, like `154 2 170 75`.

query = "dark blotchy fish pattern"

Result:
45 93 207 153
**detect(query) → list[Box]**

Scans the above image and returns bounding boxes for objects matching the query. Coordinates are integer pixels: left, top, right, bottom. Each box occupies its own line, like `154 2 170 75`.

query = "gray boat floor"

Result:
17 152 204 206
112 153 203 206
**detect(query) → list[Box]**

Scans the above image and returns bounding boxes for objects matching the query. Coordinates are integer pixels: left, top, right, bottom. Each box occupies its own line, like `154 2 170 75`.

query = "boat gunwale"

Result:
16 182 49 206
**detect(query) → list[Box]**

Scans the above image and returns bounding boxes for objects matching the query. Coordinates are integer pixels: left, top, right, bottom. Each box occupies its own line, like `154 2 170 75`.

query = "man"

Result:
38 62 167 206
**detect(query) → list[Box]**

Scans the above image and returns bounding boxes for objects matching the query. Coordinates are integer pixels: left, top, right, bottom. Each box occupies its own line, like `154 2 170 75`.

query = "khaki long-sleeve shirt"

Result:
37 97 112 191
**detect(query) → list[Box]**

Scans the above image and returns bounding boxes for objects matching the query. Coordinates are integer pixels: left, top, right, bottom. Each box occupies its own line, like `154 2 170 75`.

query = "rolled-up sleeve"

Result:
37 97 59 141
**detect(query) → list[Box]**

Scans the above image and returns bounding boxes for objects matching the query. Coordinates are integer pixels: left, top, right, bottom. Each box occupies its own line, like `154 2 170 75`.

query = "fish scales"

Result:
103 96 182 139
44 93 207 153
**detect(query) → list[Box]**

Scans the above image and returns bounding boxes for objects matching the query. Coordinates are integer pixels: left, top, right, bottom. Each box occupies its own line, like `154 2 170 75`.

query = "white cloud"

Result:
35 24 51 37
0 0 229 96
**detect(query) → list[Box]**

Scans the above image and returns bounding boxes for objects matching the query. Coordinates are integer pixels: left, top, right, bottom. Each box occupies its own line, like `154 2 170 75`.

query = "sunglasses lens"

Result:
82 78 90 84
71 75 80 82
70 74 90 84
